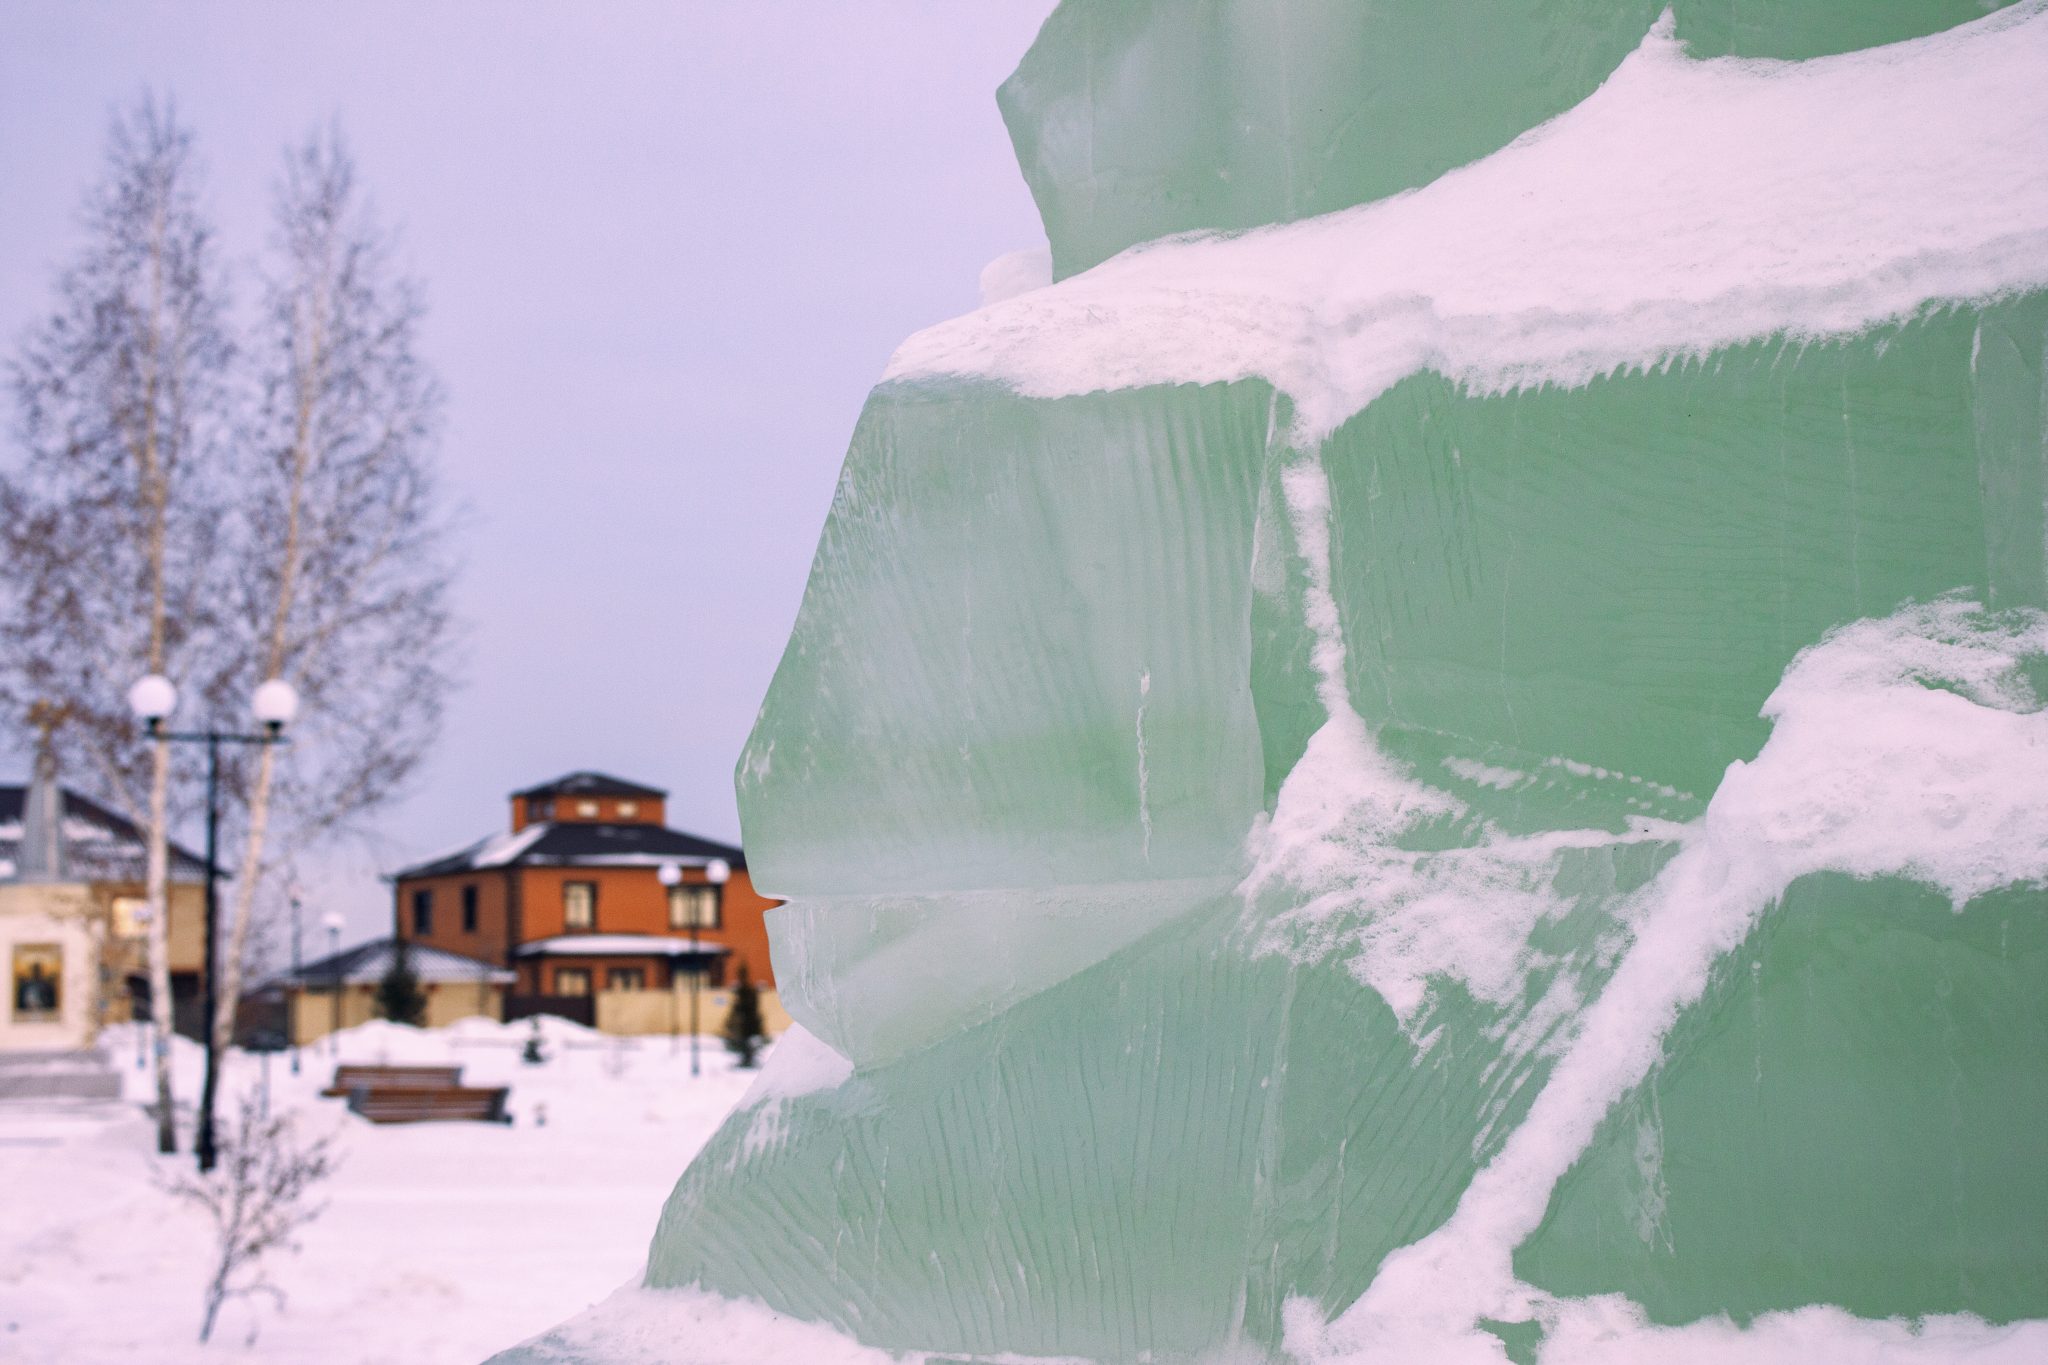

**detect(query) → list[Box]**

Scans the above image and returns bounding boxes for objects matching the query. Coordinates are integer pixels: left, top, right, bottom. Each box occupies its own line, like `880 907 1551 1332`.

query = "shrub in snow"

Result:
374 939 427 1026
161 1088 338 1344
723 963 766 1069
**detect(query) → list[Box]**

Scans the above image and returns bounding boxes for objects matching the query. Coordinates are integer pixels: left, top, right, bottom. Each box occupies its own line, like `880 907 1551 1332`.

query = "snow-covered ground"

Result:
0 1018 759 1363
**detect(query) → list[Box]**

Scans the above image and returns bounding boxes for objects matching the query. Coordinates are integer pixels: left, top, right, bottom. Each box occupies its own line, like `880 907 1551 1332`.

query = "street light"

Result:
128 672 298 1173
322 910 345 1055
660 860 730 1078
287 880 304 1075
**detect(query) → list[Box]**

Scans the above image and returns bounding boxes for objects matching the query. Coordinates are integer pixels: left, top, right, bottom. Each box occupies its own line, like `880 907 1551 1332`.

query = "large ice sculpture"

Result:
503 3 2048 1361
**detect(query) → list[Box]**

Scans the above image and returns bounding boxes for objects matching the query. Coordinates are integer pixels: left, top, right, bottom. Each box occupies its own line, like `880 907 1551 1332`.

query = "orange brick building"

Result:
390 773 776 1021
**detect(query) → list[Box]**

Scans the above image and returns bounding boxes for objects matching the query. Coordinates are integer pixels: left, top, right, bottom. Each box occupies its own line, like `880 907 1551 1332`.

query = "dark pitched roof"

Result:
273 937 515 987
389 820 744 881
0 784 208 883
512 771 667 801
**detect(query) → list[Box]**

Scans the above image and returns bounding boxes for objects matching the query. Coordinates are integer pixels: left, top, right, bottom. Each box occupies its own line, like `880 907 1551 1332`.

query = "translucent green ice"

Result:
1002 0 2024 279
501 3 2048 1362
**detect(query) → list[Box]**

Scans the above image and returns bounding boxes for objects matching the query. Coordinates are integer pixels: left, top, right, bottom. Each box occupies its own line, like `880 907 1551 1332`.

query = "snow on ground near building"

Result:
0 1018 759 1363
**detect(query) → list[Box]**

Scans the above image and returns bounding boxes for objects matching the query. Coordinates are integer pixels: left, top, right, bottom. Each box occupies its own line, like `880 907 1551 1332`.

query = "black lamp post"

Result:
659 857 729 1079
128 672 299 1173
286 881 303 1075
324 911 344 1053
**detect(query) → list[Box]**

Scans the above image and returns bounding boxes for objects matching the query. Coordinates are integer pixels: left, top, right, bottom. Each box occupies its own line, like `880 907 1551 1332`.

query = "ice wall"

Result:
1000 0 2025 279
501 4 2048 1362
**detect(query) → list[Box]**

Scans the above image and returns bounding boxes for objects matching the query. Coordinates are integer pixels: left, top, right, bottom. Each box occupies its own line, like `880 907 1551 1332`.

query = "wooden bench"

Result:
321 1063 463 1098
345 1085 511 1125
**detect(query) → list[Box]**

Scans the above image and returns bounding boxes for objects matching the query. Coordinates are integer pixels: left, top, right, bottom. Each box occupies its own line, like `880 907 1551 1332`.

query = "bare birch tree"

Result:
208 128 455 1050
0 95 232 1153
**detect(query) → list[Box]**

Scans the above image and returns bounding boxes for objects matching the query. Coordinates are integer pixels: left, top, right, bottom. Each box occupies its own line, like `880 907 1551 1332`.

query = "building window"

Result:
563 881 596 931
576 800 599 818
617 800 638 818
461 885 479 933
11 943 62 1021
111 897 148 940
606 967 645 992
412 888 434 934
668 885 721 931
555 967 591 997
530 799 553 821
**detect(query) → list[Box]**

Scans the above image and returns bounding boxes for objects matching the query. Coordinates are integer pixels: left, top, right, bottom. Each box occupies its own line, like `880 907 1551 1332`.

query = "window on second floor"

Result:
411 888 433 935
563 881 596 932
617 800 638 818
575 800 599 818
461 884 479 933
667 885 721 931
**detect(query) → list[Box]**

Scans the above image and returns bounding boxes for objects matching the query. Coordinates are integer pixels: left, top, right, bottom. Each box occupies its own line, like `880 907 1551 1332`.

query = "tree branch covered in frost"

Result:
160 1088 338 1345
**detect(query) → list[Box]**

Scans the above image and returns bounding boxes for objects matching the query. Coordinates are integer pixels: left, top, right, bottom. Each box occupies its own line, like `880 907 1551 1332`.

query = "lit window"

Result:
617 801 638 818
576 800 599 818
563 881 596 931
111 897 148 939
607 967 645 992
667 885 721 931
11 943 62 1020
555 967 591 997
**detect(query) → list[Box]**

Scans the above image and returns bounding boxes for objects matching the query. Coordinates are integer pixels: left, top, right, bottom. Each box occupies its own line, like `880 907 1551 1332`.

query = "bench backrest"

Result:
330 1063 463 1090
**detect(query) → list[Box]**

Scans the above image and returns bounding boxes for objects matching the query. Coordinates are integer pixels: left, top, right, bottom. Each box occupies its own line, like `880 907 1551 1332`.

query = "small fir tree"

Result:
723 963 766 1069
373 938 426 1026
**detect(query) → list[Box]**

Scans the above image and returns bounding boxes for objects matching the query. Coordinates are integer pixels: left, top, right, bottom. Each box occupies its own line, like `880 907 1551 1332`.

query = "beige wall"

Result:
289 981 507 1045
283 979 789 1044
595 983 792 1039
0 883 98 1050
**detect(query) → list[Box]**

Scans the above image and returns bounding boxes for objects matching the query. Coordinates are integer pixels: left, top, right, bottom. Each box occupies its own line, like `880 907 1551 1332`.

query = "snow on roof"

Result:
888 4 2048 444
388 821 745 881
514 935 732 958
471 823 550 868
277 938 517 987
0 784 208 883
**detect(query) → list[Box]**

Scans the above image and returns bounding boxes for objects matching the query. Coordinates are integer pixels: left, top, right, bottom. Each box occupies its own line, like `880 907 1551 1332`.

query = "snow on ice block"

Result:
1000 0 2024 280
497 3 2048 1362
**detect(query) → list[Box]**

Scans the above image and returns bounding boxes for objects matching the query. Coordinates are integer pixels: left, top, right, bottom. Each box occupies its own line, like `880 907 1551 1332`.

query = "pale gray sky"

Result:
0 1 1057 940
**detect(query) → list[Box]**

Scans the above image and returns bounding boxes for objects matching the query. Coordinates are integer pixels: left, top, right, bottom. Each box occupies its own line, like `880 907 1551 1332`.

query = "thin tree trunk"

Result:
140 191 179 1155
214 743 278 1051
146 734 177 1153
212 293 316 1054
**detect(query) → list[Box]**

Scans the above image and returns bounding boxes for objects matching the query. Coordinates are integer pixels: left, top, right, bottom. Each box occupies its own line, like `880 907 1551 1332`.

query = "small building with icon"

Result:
1 758 208 1051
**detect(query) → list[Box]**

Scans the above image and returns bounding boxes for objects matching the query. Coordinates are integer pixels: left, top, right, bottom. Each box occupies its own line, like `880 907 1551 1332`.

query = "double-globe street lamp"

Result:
128 672 299 1172
658 857 729 1078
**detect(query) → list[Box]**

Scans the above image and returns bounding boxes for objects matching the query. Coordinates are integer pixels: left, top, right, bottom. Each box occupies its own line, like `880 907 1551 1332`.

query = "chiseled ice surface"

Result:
503 3 2048 1361
896 3 2048 444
